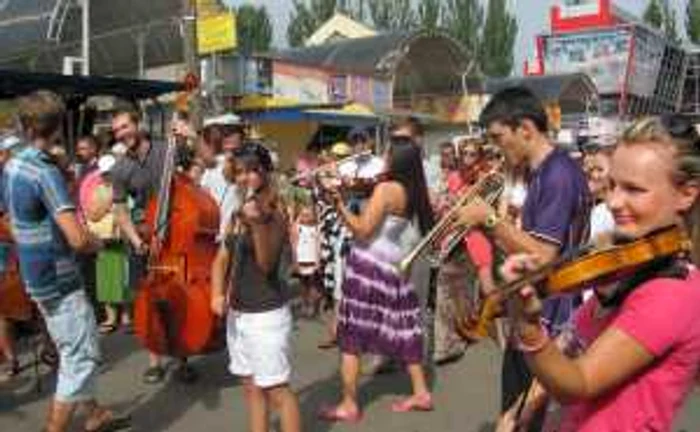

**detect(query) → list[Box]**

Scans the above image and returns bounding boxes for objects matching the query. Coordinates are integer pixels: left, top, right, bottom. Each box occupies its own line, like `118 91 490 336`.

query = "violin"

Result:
455 226 691 342
340 172 391 195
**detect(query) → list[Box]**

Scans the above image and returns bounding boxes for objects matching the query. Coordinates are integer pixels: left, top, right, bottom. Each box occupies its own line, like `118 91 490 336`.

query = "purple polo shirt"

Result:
521 147 591 335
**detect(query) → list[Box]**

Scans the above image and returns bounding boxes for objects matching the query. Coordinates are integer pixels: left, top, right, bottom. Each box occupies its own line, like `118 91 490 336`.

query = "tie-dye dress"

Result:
337 214 424 363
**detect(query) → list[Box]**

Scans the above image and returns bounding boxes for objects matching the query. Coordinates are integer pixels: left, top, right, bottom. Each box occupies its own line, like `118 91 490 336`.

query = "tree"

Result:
368 0 416 31
644 0 664 30
663 4 679 42
687 0 700 44
287 0 338 47
236 5 272 53
480 0 518 77
418 0 442 31
444 0 483 70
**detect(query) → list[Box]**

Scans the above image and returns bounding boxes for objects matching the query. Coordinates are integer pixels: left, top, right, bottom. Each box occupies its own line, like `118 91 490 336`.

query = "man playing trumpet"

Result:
455 87 591 431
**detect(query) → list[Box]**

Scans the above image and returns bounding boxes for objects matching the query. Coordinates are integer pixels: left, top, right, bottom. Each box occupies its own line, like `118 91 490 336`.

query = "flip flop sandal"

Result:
0 360 20 383
84 414 131 432
98 323 118 335
317 339 337 350
317 405 362 423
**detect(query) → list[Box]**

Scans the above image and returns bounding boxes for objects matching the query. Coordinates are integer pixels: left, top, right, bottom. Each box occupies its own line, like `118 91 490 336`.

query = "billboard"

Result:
542 28 632 94
197 12 237 55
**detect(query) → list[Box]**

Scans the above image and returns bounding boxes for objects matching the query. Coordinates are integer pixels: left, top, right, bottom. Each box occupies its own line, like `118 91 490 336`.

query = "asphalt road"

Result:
1 318 699 431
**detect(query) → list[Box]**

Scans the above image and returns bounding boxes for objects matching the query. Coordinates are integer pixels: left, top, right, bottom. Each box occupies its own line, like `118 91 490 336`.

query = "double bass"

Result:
0 217 33 322
133 137 221 357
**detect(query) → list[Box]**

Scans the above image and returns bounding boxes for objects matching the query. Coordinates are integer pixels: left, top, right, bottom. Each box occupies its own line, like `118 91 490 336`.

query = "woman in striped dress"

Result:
318 137 435 422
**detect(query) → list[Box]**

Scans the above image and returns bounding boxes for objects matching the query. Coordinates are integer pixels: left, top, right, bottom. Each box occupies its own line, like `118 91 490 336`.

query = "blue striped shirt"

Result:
1 147 81 301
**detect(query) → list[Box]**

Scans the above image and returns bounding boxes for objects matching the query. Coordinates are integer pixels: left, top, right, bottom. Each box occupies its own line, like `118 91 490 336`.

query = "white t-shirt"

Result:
296 223 320 266
590 202 615 242
201 155 241 241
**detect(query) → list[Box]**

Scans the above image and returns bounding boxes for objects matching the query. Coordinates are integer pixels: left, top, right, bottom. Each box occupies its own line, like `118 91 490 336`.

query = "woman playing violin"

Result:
499 115 700 432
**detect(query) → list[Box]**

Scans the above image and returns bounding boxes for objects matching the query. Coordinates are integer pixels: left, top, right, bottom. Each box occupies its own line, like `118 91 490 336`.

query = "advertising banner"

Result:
543 28 632 94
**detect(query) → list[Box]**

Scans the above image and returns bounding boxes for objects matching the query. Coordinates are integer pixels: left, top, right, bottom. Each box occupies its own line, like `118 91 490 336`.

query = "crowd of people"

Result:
1 86 700 432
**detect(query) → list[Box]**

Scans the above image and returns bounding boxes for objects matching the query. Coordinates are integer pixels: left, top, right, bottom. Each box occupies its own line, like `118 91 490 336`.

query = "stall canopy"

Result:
0 69 184 100
238 102 379 126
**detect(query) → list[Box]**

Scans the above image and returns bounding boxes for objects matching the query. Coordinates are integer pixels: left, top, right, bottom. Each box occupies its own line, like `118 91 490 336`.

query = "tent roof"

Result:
485 73 599 105
0 0 183 76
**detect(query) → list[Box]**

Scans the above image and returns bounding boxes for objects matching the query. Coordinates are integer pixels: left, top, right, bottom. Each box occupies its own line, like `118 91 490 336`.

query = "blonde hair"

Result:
17 90 65 139
621 116 700 263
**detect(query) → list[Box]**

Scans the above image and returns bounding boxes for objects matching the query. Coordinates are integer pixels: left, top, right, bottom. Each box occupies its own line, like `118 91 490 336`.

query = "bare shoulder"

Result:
374 180 407 212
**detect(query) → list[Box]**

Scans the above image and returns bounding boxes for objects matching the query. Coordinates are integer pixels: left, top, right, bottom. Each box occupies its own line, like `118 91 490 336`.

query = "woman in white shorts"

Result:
211 142 300 432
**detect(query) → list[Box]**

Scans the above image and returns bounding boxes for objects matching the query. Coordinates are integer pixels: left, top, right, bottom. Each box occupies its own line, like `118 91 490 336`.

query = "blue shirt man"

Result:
2 146 81 302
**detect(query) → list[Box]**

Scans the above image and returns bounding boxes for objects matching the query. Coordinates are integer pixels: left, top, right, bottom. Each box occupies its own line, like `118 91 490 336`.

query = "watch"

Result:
484 212 501 230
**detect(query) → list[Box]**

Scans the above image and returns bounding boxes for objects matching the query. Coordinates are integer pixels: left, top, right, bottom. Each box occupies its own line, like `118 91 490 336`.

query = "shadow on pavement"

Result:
126 352 238 431
292 364 416 432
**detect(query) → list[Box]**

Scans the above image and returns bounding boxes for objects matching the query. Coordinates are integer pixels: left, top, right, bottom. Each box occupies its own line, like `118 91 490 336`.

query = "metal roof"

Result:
275 32 413 76
274 31 469 79
275 30 471 98
0 0 183 77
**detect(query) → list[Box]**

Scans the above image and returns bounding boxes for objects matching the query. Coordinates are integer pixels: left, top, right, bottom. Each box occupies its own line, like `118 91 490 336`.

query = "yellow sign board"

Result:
197 12 237 55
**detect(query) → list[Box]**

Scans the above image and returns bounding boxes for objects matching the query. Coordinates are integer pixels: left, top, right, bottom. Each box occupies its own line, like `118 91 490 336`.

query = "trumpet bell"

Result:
394 170 505 276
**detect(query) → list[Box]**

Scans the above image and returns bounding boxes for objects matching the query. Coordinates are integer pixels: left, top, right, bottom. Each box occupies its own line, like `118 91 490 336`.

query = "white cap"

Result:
203 113 241 127
98 154 117 174
0 134 21 151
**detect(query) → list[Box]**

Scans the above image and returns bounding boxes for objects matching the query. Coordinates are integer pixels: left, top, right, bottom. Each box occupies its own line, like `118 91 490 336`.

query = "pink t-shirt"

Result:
554 269 700 431
463 230 493 269
78 170 104 224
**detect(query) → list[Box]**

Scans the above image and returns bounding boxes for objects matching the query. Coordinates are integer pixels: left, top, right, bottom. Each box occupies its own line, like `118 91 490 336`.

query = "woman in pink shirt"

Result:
498 115 700 432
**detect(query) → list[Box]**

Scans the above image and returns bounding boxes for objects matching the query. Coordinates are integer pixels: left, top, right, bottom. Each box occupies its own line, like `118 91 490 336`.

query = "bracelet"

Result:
516 322 550 354
484 212 501 230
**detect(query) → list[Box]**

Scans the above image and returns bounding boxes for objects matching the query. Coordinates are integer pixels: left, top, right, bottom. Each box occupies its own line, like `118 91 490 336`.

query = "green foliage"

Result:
687 0 700 44
480 0 518 77
644 0 665 29
236 5 273 53
644 0 680 42
418 0 442 32
444 0 483 68
287 0 338 47
368 0 416 30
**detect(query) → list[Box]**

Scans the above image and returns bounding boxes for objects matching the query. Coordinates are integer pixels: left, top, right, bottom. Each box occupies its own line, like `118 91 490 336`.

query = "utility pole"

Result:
183 0 202 128
80 0 90 75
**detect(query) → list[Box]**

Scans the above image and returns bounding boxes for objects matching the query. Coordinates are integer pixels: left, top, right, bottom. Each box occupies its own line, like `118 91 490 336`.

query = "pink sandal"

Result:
317 405 363 423
390 393 434 413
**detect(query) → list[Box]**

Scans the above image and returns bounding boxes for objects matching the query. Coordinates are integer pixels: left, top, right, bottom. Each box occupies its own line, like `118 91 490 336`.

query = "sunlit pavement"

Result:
1 318 698 432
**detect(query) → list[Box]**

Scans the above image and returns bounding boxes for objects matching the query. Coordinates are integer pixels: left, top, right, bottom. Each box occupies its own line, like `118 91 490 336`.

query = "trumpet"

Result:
395 170 505 275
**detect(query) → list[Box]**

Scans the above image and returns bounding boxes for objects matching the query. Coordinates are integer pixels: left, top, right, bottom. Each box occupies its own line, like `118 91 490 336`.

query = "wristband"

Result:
516 322 550 354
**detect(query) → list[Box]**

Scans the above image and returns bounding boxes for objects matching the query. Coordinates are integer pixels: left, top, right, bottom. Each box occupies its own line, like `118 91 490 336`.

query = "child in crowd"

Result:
290 202 322 318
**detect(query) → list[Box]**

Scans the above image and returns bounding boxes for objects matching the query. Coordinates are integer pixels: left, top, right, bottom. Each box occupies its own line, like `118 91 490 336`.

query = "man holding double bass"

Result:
456 87 591 431
110 104 200 384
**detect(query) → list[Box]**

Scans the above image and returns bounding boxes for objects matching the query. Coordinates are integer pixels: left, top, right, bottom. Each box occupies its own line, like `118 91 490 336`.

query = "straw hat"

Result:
330 142 352 158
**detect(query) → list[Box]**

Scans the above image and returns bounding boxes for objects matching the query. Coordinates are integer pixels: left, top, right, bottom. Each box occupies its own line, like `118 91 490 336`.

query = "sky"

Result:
223 0 683 76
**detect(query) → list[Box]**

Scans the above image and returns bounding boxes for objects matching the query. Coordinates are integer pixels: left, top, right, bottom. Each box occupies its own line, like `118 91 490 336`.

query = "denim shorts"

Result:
37 289 100 403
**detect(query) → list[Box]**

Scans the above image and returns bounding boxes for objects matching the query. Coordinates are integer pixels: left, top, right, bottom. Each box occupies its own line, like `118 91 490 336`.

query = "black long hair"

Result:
387 137 435 235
